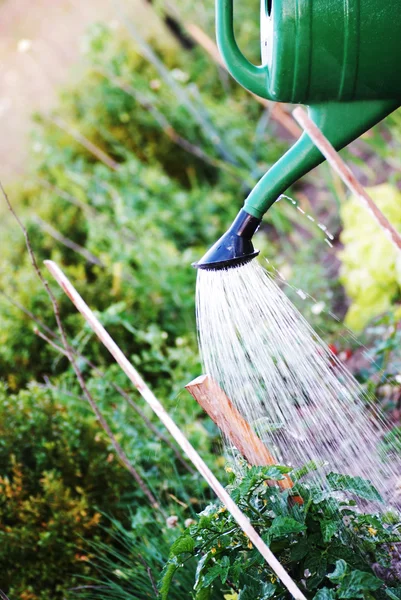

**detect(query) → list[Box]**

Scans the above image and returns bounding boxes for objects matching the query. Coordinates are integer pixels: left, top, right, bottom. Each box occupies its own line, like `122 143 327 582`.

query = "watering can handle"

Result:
216 0 269 99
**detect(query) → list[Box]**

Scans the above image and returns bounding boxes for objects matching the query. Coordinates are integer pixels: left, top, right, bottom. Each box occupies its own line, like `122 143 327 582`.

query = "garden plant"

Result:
1 5 401 600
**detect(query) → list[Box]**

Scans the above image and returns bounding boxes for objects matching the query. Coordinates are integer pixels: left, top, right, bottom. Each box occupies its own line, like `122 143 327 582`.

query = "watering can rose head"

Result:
195 0 401 271
193 209 260 270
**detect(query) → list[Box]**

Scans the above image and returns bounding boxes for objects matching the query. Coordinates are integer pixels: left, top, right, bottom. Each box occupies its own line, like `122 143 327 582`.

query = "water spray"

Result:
195 0 401 270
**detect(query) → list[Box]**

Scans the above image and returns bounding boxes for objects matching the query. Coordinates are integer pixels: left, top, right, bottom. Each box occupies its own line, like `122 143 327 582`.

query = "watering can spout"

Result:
198 0 401 270
244 99 400 219
194 99 399 271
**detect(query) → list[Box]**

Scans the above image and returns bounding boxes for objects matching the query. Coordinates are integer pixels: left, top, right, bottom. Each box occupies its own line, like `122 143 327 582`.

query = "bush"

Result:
0 383 137 599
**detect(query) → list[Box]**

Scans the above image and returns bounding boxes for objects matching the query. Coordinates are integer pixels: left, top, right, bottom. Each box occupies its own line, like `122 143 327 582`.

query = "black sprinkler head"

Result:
193 209 261 270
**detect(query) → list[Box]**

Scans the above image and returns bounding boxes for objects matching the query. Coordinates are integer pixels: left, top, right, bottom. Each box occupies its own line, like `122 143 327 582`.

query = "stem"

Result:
48 115 119 171
34 215 104 266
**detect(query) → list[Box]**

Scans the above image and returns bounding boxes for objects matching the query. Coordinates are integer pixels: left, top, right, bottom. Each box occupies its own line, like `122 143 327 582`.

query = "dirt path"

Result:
0 0 167 184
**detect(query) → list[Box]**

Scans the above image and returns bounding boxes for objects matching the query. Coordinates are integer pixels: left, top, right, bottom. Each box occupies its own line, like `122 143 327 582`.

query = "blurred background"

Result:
1 1 401 598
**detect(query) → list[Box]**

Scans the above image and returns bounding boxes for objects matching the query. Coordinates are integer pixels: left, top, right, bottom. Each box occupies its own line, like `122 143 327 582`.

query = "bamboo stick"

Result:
186 374 293 490
185 23 302 139
293 107 401 254
44 259 307 600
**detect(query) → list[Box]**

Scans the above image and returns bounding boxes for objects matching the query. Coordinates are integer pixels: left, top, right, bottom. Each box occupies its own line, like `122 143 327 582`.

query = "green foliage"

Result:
162 465 401 599
1 9 401 600
0 21 267 599
326 473 384 503
78 518 210 600
340 184 401 332
0 383 136 599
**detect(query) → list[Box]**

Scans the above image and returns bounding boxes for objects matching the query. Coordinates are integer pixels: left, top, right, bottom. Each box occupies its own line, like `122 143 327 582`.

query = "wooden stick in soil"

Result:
45 259 307 600
186 374 293 490
293 107 401 253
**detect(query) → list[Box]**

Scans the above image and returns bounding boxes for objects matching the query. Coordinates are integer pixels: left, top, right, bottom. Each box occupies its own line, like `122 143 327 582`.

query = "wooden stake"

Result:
293 106 401 254
186 374 293 490
44 259 306 600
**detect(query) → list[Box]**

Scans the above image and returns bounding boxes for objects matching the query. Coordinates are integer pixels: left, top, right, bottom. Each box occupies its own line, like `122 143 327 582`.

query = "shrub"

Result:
0 383 137 599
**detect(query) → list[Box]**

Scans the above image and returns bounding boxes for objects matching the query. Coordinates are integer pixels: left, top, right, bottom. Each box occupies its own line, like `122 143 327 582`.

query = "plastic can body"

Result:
261 0 401 103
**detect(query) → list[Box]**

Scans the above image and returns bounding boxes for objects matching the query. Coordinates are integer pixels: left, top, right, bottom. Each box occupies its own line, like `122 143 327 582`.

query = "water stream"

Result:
196 260 401 508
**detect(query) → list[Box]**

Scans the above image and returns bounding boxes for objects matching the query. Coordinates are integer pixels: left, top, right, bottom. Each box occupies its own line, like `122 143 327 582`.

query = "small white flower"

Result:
380 384 393 398
166 515 179 528
150 79 161 90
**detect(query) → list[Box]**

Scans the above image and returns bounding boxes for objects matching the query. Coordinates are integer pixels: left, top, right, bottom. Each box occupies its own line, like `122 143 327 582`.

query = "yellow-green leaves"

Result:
340 184 401 331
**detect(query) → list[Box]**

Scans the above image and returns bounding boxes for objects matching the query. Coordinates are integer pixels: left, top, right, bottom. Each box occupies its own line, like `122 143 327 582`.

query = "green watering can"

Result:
194 0 401 270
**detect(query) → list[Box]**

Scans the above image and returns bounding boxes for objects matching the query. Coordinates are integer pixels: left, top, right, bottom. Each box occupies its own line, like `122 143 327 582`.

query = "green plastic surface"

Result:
216 0 401 218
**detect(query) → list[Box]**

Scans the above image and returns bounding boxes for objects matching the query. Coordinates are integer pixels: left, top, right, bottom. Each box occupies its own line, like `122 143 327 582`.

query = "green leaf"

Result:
262 465 292 479
238 581 276 600
305 551 328 589
327 473 383 503
159 558 179 600
169 534 195 557
203 564 225 587
293 461 324 481
203 556 230 587
313 588 336 600
290 536 309 561
260 583 277 599
337 569 382 598
269 516 306 539
321 519 339 543
220 555 230 584
195 587 212 600
327 560 348 583
386 589 401 600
